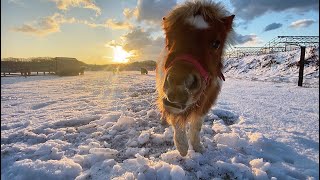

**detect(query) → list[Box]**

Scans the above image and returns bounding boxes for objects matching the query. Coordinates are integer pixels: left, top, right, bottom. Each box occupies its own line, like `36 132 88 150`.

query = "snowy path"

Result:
1 71 319 179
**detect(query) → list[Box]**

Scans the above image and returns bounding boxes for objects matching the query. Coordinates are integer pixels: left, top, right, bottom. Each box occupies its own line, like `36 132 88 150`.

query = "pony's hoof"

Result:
193 144 204 153
176 143 188 156
177 148 188 157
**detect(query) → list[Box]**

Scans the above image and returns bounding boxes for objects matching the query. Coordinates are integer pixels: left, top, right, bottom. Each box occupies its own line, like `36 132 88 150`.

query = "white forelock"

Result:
186 15 210 29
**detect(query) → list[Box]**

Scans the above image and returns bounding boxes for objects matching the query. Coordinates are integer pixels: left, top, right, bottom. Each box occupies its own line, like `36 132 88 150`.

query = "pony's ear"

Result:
222 15 235 31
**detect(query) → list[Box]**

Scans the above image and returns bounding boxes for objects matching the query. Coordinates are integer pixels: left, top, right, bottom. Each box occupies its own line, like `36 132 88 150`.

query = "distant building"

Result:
54 57 84 76
1 57 85 76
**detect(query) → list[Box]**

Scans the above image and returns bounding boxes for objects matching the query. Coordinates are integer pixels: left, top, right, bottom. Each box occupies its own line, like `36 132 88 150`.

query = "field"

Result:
1 69 318 179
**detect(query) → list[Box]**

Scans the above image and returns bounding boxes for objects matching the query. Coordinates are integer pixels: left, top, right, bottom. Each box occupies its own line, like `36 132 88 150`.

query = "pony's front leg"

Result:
160 112 168 126
189 115 204 153
171 118 189 156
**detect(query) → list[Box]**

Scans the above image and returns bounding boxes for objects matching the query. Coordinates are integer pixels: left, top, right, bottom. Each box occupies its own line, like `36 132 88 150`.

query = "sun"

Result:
112 46 132 63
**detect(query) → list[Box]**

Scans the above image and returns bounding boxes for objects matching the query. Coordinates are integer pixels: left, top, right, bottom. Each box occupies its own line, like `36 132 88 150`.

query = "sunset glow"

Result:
1 0 318 65
112 46 132 63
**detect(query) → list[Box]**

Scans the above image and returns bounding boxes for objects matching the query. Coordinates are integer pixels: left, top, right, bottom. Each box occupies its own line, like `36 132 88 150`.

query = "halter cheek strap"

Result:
165 54 225 84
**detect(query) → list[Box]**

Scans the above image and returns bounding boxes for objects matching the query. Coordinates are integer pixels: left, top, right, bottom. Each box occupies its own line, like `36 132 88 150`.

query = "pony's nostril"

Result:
167 90 188 104
167 91 175 102
186 74 199 90
164 74 172 88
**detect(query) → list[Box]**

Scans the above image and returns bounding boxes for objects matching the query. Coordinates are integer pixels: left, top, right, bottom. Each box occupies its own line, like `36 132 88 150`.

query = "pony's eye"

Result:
211 40 220 49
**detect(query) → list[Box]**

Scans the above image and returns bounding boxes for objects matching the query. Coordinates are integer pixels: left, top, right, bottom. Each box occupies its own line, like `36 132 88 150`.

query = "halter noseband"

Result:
165 54 225 84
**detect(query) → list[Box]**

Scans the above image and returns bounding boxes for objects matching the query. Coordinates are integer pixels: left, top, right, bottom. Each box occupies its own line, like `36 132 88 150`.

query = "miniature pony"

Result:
156 1 234 156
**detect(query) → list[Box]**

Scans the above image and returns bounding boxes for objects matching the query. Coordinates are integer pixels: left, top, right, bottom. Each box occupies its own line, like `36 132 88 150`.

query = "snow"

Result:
1 49 319 179
170 165 186 180
224 47 319 87
138 130 150 145
6 158 82 180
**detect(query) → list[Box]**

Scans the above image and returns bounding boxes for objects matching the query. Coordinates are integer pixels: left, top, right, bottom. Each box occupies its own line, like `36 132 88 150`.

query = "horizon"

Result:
1 0 319 65
1 56 157 65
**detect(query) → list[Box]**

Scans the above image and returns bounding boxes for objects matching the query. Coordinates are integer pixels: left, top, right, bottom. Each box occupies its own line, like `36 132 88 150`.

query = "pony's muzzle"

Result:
165 89 188 104
163 91 188 111
164 72 201 93
163 72 201 113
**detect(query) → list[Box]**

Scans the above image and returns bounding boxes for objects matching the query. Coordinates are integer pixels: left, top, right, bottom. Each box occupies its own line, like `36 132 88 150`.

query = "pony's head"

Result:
159 1 234 114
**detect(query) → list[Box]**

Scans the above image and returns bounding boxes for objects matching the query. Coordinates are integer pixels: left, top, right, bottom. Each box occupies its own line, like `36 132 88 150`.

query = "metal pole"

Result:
298 46 306 87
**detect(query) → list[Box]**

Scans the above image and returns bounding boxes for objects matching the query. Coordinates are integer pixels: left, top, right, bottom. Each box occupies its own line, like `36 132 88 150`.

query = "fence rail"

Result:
224 36 319 58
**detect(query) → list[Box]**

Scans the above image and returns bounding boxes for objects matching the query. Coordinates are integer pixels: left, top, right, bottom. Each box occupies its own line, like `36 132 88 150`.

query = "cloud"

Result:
107 27 165 61
106 40 122 48
11 13 75 36
289 19 316 28
76 19 103 28
75 19 133 29
231 0 319 21
136 0 177 23
234 33 263 46
263 23 283 32
105 19 133 30
50 0 101 16
121 28 153 51
8 0 24 6
123 8 138 19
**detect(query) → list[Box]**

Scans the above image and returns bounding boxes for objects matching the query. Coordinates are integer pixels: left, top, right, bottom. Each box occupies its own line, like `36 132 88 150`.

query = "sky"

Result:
1 0 319 65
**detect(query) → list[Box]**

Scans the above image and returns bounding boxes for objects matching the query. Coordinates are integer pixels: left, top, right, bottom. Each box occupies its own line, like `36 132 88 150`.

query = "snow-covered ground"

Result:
224 47 319 88
1 63 319 179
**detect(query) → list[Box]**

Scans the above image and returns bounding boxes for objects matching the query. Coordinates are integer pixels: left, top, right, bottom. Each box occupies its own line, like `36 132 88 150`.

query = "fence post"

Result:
298 46 306 87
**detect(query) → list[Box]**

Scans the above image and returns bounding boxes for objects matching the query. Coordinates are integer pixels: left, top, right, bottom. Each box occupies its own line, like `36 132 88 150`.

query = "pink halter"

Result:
166 54 225 84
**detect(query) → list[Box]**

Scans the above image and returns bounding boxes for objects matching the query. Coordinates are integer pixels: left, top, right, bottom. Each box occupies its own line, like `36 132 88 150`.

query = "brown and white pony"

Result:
156 1 234 156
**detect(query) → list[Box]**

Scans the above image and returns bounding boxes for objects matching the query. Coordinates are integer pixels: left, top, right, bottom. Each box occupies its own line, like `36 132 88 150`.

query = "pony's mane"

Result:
163 0 235 51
